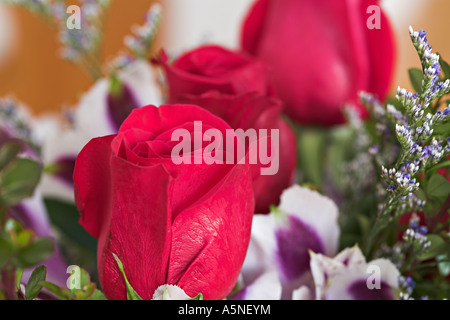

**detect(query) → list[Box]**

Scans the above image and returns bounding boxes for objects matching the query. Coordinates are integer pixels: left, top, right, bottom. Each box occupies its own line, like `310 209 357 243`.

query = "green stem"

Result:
429 194 450 232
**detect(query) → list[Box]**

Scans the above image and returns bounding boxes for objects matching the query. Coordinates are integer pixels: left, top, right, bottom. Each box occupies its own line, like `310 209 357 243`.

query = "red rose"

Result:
241 0 395 126
157 46 297 213
180 91 297 213
73 104 255 300
157 45 275 103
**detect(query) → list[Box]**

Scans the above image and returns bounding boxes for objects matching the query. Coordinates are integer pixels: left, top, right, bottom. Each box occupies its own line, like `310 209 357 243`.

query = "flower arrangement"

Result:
0 0 448 301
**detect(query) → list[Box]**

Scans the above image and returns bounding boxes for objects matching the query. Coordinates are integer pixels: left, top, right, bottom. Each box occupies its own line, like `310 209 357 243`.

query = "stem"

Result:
429 194 450 231
0 267 16 300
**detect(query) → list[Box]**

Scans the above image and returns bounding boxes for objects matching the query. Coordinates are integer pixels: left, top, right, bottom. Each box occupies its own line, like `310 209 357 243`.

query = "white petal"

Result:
152 284 192 300
367 259 400 289
34 118 89 202
323 258 400 300
75 60 162 138
118 59 163 107
74 79 112 137
236 271 282 300
292 286 312 300
278 185 340 256
240 213 277 284
333 245 366 267
309 251 345 300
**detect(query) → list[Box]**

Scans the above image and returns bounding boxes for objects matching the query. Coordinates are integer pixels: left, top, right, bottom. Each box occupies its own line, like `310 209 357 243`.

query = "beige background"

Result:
0 0 449 114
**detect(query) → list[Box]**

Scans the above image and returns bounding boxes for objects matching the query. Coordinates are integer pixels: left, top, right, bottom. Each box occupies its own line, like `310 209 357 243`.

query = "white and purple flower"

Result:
310 246 400 300
232 185 340 300
35 60 163 202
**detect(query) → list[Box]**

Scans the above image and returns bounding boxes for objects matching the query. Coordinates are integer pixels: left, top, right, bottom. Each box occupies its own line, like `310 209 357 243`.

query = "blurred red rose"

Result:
74 104 255 300
157 46 275 102
241 0 395 126
158 46 297 213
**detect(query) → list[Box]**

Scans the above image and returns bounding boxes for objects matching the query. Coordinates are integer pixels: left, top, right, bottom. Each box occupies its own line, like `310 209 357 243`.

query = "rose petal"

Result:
168 161 254 300
74 135 115 239
98 156 173 300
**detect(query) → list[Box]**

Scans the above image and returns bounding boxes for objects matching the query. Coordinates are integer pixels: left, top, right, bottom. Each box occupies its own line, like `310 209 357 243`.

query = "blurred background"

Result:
0 0 449 114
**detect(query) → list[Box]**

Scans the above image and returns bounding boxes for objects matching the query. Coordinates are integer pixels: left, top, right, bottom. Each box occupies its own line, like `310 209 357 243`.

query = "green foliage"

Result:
113 253 142 300
41 266 106 300
408 68 424 94
25 265 46 300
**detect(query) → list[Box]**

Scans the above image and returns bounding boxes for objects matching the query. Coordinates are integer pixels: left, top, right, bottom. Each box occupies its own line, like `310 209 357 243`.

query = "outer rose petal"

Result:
98 156 173 300
119 104 232 139
241 0 270 55
252 118 296 213
74 135 115 239
168 160 254 300
360 0 396 99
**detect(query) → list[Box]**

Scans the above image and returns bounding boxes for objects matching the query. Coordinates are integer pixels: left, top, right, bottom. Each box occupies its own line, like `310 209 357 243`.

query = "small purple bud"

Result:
419 226 428 235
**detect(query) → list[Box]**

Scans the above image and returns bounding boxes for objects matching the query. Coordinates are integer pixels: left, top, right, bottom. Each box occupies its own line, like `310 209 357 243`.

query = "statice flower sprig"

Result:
59 0 112 79
1 0 111 80
124 3 162 60
364 27 450 253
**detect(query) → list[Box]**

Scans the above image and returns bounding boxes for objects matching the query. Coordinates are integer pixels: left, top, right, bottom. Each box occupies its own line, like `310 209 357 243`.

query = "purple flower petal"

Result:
275 215 325 281
107 83 141 132
52 155 77 187
348 279 394 300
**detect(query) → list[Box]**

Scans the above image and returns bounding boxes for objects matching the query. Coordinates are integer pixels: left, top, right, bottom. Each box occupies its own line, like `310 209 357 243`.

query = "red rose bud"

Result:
241 0 395 126
180 91 297 213
156 45 276 102
74 104 255 300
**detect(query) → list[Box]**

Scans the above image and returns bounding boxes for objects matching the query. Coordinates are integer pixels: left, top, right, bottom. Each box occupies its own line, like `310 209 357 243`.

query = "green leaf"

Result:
112 253 142 300
15 268 23 291
356 213 371 240
296 127 327 188
79 268 91 288
438 53 450 79
189 293 204 300
16 237 54 268
408 68 424 94
0 158 41 206
25 265 47 300
437 255 450 277
419 235 445 261
427 174 450 198
16 230 34 248
41 281 70 300
44 198 97 253
0 142 22 171
0 237 13 268
88 289 107 300
429 159 450 171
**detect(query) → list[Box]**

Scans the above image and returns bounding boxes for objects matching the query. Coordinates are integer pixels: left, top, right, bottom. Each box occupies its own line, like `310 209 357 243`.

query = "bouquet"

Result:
0 0 448 301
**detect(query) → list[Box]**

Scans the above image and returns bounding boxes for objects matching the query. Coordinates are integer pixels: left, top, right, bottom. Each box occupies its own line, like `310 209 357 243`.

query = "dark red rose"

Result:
157 45 275 103
157 46 297 212
180 91 297 213
74 104 255 300
241 0 395 126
